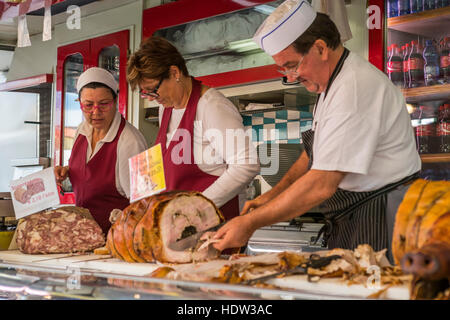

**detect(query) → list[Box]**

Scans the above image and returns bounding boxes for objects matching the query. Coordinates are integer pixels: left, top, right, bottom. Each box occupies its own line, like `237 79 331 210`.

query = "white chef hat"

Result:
253 0 317 56
76 67 118 94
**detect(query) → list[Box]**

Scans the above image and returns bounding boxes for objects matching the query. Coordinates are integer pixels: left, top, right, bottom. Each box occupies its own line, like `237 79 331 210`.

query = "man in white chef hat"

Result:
214 0 421 262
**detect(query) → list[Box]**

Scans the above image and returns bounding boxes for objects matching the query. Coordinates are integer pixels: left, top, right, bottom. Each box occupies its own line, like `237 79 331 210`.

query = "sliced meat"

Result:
16 206 105 254
13 186 29 204
108 191 224 264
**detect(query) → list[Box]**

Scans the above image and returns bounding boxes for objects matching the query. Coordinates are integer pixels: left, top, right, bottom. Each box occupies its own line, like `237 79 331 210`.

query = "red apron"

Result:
69 117 130 234
154 78 239 221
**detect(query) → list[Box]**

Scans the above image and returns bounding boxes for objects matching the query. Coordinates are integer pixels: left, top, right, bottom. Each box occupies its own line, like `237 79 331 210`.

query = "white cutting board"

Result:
269 275 410 300
0 250 160 276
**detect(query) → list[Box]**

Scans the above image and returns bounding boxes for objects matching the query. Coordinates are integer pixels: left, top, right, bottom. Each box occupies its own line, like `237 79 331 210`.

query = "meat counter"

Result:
0 250 410 300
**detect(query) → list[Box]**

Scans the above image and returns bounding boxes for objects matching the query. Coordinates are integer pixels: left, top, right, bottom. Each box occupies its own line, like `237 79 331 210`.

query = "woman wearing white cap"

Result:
213 0 421 262
54 67 148 234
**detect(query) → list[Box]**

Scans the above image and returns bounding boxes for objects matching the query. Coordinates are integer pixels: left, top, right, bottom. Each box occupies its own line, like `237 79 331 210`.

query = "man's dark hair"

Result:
292 12 341 54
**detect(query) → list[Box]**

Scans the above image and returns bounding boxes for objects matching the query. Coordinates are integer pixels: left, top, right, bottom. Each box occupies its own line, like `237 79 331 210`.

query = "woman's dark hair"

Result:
292 12 341 55
78 82 117 101
127 36 189 90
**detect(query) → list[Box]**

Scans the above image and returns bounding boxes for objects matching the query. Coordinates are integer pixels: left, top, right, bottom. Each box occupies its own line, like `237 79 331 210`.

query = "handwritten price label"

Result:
129 144 166 203
9 167 60 219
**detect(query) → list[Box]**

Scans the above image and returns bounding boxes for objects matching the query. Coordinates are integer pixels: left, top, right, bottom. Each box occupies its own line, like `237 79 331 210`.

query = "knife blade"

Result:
168 221 226 251
242 254 342 285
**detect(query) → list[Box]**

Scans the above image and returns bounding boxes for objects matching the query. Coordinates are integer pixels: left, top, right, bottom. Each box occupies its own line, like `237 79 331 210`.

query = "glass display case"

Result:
0 260 340 300
0 254 410 300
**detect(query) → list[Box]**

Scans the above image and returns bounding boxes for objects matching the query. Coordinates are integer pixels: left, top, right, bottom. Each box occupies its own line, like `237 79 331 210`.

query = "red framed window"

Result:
54 30 129 203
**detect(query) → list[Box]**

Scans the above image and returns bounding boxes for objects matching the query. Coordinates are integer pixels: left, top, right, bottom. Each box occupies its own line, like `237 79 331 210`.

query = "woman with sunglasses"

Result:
127 36 260 222
54 67 148 234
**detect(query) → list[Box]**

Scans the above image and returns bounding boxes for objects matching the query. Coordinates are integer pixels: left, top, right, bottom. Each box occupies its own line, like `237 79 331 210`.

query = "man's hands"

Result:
54 166 69 187
212 214 256 252
240 193 271 215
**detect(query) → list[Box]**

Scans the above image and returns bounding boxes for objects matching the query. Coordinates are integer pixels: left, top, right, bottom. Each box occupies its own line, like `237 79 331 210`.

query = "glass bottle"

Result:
409 40 425 87
423 39 440 86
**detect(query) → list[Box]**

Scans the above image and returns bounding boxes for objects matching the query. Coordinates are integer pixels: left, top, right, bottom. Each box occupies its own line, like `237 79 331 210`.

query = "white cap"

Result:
253 0 317 56
76 67 118 94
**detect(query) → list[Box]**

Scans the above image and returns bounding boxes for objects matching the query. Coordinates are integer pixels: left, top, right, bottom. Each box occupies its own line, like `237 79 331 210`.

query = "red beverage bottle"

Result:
440 37 449 84
403 43 410 88
386 44 393 71
437 103 450 153
409 40 425 87
387 44 403 87
416 105 436 154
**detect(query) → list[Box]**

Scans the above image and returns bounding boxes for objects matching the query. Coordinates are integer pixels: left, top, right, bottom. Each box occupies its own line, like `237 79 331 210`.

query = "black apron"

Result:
302 48 418 261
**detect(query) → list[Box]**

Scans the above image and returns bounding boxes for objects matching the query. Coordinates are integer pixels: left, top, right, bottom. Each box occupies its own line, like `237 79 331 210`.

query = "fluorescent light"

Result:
253 4 276 15
227 39 259 52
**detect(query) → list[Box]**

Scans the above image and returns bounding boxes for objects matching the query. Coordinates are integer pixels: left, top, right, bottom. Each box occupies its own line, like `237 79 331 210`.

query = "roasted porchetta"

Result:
106 191 224 264
392 179 450 300
16 206 105 254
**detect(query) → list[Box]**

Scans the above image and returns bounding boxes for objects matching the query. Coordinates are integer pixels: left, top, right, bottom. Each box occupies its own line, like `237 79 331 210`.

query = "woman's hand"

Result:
54 166 69 187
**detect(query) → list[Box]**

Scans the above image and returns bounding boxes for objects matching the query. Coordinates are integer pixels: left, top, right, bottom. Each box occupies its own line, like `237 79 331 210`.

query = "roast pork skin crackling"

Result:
107 191 225 264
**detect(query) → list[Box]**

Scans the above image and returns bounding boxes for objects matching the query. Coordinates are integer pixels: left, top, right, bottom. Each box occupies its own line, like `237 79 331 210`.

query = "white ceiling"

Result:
0 0 138 46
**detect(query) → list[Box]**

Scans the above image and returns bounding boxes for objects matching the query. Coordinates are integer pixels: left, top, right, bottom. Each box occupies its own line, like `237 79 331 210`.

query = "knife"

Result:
168 221 226 251
242 254 342 285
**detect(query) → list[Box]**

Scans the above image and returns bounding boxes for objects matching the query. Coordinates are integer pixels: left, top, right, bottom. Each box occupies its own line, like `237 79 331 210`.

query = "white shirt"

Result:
311 52 421 191
159 88 260 208
74 111 149 198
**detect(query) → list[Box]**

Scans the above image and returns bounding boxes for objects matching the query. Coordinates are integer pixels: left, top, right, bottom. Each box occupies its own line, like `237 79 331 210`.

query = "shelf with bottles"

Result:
385 1 449 92
386 37 448 95
388 5 450 37
411 101 450 161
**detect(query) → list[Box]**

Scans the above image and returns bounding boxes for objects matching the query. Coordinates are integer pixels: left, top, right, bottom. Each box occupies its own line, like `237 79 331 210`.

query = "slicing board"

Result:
269 275 410 300
0 250 411 299
0 250 160 276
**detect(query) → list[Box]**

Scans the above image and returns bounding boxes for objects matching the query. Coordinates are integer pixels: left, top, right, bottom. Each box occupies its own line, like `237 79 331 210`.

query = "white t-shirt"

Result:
159 88 260 208
74 111 149 198
311 52 421 191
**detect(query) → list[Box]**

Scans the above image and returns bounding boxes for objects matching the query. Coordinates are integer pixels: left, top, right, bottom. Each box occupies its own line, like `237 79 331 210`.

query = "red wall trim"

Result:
197 65 280 88
55 39 91 167
368 0 386 71
143 0 273 39
0 73 53 91
142 0 280 88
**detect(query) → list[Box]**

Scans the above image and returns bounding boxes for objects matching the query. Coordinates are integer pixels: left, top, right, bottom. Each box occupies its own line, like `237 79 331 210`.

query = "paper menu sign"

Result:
129 143 166 203
9 167 60 219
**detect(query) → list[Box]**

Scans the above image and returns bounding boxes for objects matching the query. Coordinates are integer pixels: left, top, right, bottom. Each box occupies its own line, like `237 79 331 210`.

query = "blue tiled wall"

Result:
243 109 312 145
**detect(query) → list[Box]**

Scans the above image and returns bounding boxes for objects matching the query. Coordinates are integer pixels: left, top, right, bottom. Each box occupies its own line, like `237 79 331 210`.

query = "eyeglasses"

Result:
277 51 308 77
79 101 115 113
140 77 163 99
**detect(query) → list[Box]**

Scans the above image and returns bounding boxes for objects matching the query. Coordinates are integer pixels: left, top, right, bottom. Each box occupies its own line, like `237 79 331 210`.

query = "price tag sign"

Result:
9 167 60 219
129 143 166 203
